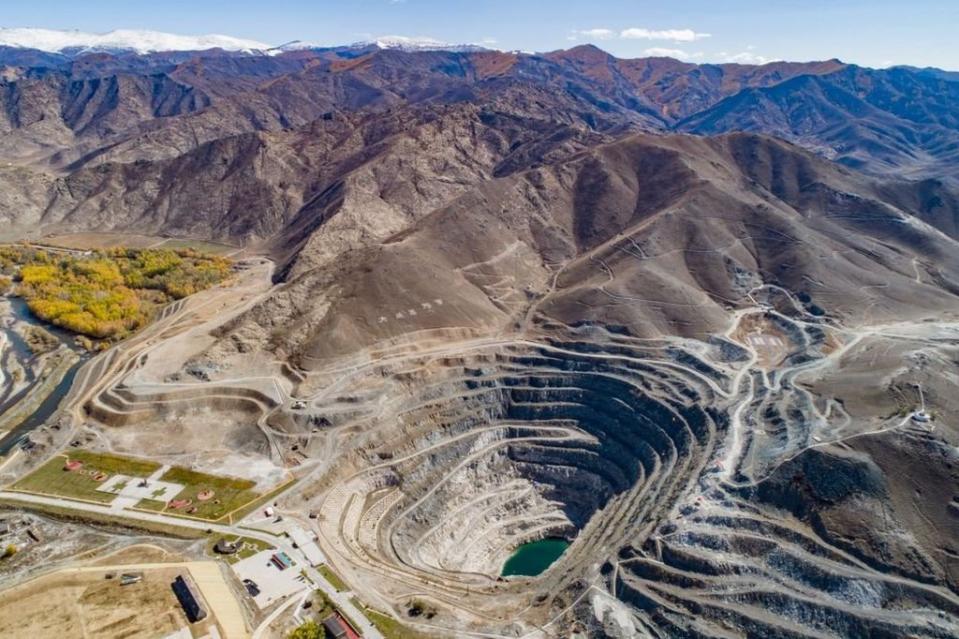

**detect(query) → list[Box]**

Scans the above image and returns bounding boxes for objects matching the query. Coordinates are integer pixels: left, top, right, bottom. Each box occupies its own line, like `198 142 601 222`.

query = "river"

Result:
0 295 89 455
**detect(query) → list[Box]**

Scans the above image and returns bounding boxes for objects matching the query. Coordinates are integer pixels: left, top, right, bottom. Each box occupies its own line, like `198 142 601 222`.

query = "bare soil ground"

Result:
0 512 116 584
731 313 794 368
0 564 219 639
39 232 240 255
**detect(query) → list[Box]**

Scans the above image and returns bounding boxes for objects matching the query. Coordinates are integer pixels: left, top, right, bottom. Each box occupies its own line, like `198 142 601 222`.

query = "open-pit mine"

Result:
4 240 958 638
1 37 959 639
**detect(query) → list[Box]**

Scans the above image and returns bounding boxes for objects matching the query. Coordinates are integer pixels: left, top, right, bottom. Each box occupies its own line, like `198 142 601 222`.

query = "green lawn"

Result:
224 478 294 523
136 466 259 521
11 450 160 504
356 606 436 639
318 564 349 592
315 591 337 618
12 449 264 523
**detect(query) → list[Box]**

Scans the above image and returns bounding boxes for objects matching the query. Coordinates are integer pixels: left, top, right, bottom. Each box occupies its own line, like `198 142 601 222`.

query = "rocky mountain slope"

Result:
1 44 957 244
203 130 959 364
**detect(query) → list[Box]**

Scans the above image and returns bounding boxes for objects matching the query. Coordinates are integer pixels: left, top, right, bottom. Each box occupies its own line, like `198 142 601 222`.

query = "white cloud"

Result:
569 27 710 44
718 50 777 65
643 47 703 61
571 28 617 41
621 28 711 42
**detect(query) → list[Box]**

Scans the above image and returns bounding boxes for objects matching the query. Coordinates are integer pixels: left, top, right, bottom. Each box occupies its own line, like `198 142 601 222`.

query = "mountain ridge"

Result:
2 43 959 249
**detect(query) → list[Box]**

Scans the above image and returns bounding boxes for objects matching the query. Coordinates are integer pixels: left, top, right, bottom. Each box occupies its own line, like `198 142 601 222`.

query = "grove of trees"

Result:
0 245 231 342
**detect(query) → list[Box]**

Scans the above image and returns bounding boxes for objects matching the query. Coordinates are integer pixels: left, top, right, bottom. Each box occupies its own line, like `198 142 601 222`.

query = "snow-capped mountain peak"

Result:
0 28 270 55
272 35 489 54
0 28 492 57
359 35 488 53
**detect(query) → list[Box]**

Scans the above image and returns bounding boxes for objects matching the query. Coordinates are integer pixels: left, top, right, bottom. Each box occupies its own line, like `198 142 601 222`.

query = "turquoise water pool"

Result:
501 538 570 577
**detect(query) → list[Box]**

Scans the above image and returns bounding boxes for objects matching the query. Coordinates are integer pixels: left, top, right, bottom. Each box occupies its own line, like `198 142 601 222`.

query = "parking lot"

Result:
231 549 309 609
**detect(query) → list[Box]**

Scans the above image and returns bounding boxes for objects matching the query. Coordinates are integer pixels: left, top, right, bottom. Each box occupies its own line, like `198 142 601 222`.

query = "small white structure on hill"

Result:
912 383 932 423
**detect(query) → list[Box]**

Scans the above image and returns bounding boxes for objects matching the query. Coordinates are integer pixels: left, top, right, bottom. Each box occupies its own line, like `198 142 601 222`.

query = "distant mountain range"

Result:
0 27 488 56
1 35 958 252
0 27 272 54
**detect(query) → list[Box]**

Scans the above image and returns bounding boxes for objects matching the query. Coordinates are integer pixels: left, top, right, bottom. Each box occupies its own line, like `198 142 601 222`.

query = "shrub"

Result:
287 620 321 639
20 264 58 285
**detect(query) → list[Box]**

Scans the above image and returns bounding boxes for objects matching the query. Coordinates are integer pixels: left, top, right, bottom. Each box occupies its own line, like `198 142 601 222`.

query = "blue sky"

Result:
5 0 959 69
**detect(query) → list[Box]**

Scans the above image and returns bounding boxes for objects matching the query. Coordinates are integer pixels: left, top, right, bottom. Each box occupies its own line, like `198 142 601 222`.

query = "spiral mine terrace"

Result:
278 295 959 636
293 335 729 628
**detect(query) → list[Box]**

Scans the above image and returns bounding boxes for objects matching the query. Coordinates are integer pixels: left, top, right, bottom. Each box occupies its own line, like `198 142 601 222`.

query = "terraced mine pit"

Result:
266 290 958 636
7 250 958 638
9 264 955 638
33 280 959 636
277 332 734 632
